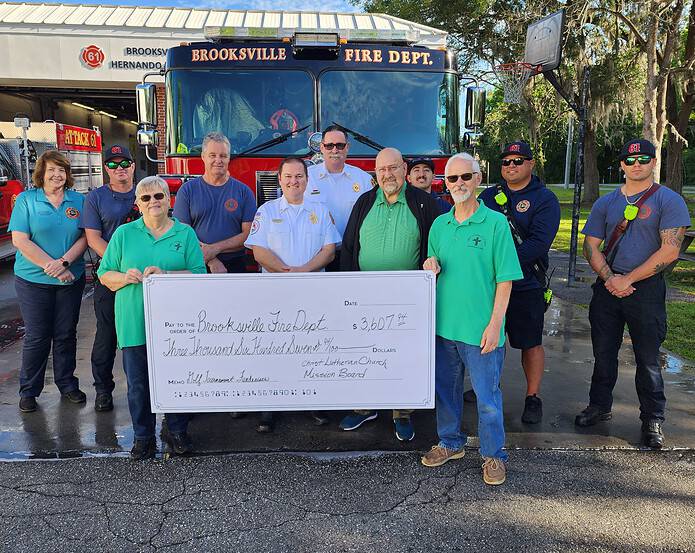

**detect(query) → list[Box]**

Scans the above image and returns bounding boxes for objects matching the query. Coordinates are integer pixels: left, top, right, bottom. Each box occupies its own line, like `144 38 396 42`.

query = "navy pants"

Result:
91 280 117 394
15 275 85 398
121 344 190 440
588 274 667 422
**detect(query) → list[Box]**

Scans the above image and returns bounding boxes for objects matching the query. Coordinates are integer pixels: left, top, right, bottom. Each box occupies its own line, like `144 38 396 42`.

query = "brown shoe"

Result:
421 445 465 467
482 457 506 485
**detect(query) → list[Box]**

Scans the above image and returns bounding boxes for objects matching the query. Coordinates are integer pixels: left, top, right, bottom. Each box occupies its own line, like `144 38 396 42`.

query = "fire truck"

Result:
135 20 485 204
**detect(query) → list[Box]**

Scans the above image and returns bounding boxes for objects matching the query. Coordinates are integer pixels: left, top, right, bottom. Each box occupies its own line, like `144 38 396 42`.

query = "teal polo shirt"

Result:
358 185 420 271
428 201 523 347
97 218 206 348
8 188 85 285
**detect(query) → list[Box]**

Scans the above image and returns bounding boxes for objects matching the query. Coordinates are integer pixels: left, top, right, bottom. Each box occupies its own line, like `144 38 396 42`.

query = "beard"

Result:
381 179 401 196
451 189 472 204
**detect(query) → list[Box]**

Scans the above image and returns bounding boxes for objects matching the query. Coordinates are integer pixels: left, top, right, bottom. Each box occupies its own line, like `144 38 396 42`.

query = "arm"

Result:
99 268 143 292
251 246 290 273
290 243 336 272
582 236 634 298
85 229 108 257
11 231 55 269
515 195 561 266
480 281 513 354
202 221 252 258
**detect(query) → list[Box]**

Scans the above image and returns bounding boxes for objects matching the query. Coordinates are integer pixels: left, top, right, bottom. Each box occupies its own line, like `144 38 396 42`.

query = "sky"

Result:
21 0 360 13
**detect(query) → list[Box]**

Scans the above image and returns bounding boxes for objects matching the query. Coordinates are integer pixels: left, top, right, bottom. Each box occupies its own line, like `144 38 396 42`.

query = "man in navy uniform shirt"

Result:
406 157 452 214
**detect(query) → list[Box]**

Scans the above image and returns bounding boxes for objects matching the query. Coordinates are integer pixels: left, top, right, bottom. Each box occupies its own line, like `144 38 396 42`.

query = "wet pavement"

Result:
1 269 694 460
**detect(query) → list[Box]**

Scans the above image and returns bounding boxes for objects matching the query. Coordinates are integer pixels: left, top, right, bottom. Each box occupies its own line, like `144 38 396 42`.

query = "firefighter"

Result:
81 145 137 412
406 157 452 214
338 147 439 441
306 125 373 271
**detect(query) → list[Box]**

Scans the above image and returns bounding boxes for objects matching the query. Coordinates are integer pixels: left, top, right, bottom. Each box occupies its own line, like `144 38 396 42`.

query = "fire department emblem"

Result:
352 182 360 193
11 194 17 209
65 207 80 219
509 144 521 152
80 45 105 69
309 212 318 224
638 205 652 219
628 143 641 154
250 219 260 235
516 200 531 213
224 198 239 212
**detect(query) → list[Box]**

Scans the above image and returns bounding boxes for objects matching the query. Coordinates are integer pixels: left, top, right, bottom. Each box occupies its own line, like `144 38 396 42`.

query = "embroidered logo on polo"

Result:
516 200 530 213
224 198 239 212
467 234 486 249
65 207 80 219
172 241 183 252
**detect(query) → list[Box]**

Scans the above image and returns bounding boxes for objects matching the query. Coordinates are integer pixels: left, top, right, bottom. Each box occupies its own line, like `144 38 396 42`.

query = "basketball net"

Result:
494 62 541 104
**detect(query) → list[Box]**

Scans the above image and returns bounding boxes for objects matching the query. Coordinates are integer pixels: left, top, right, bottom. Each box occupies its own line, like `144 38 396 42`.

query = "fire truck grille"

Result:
256 171 280 206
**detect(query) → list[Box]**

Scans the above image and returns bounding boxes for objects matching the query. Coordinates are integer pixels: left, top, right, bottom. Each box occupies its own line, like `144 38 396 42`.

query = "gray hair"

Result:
135 176 170 198
445 153 481 175
202 131 231 155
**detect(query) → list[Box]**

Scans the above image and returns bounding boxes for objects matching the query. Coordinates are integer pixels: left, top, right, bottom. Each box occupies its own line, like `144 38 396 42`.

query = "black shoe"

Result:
94 393 113 412
19 397 37 413
641 420 664 449
256 411 274 433
463 389 476 403
61 389 87 404
130 438 156 460
162 428 193 455
310 410 330 426
575 405 612 427
230 411 246 419
521 395 543 424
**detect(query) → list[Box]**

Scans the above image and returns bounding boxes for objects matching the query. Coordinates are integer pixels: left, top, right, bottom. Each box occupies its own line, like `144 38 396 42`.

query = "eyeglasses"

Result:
322 142 347 151
623 155 653 166
105 160 133 170
139 192 165 202
445 172 478 184
501 158 526 167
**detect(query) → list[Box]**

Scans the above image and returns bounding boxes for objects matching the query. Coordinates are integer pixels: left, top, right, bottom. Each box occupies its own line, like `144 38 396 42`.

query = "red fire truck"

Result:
135 22 485 203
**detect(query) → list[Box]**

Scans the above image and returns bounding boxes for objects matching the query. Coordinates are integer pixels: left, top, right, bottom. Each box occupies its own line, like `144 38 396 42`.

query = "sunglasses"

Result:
322 142 347 151
446 173 478 184
139 192 165 202
501 158 526 167
623 155 653 166
106 160 133 170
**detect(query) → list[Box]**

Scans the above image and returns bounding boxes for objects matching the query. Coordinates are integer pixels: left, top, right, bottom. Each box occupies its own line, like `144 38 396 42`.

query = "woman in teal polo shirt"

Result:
9 150 88 413
98 176 206 460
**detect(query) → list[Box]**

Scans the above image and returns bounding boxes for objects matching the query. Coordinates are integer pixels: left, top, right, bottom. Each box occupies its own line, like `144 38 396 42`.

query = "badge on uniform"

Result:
309 212 318 224
353 182 360 193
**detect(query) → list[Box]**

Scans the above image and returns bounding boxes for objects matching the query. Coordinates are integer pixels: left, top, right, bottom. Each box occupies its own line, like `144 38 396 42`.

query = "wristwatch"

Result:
60 257 70 268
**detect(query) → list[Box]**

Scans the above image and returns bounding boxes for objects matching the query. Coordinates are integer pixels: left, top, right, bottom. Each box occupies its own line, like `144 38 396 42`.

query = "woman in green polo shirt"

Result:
98 176 206 460
9 150 88 414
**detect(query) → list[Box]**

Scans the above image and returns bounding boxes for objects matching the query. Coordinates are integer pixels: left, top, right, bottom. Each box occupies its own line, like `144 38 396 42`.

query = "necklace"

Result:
622 182 653 221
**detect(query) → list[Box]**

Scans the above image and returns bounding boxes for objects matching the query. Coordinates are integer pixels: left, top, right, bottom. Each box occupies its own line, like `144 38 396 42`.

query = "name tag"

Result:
272 219 283 223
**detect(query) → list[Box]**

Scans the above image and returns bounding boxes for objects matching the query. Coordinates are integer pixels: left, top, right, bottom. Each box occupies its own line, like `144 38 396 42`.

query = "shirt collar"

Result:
318 161 349 179
445 200 488 226
278 195 309 212
36 187 69 206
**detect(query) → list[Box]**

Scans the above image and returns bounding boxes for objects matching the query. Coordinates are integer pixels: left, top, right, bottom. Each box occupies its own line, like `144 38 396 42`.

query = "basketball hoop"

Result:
494 62 542 104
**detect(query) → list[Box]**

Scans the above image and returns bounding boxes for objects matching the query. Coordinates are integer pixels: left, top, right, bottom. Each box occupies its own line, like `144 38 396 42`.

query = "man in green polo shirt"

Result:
421 153 522 486
340 147 440 441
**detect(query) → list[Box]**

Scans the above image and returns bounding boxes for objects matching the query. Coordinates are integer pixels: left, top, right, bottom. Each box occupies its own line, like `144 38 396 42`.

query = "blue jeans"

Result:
435 336 508 461
121 345 190 440
15 275 85 397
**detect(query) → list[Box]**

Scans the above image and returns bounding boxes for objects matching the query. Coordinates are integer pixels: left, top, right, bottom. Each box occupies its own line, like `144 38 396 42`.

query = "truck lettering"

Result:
191 47 288 63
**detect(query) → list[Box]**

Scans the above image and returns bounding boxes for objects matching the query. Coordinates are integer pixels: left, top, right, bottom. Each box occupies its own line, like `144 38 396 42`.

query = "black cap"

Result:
618 139 656 161
499 141 533 160
407 157 435 173
104 144 133 163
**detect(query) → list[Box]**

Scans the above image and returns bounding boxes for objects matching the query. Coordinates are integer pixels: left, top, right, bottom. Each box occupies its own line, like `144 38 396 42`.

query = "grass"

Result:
549 186 695 361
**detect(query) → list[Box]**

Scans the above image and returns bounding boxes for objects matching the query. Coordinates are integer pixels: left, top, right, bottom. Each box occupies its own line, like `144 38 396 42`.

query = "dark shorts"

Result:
505 288 545 350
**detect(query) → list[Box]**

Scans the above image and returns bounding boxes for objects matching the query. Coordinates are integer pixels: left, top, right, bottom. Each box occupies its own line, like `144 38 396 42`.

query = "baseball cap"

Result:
499 141 533 160
407 157 435 173
104 144 133 163
618 139 656 161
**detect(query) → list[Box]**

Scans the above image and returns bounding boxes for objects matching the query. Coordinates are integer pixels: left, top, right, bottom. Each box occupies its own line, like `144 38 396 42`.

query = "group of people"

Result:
9 125 689 486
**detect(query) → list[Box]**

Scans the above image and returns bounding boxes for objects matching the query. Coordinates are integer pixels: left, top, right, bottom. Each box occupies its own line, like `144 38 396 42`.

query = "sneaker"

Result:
94 392 113 412
641 420 664 449
394 417 415 441
130 438 156 460
521 394 543 424
256 411 274 433
339 411 377 431
162 428 193 455
61 389 87 404
310 410 330 426
463 389 477 403
19 397 37 413
421 445 465 467
482 457 506 485
575 405 612 427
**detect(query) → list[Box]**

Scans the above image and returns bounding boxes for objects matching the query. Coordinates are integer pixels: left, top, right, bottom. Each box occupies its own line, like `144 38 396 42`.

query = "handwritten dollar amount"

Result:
353 314 398 332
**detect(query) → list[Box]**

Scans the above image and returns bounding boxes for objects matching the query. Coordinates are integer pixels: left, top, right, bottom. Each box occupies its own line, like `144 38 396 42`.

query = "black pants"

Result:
588 274 667 422
91 280 117 394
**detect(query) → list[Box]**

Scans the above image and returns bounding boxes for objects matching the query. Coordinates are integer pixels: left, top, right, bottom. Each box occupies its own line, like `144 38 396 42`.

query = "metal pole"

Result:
563 116 574 190
567 67 590 286
21 127 30 187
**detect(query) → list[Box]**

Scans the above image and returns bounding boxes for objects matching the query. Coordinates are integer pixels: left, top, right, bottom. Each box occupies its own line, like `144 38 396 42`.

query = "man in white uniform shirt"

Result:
306 125 373 271
246 156 341 428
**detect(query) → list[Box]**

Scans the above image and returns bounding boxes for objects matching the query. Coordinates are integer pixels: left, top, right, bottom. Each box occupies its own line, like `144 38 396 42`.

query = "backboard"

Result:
524 9 565 73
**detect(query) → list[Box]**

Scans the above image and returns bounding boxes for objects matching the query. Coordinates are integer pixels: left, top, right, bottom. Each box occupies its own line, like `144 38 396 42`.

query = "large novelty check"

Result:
143 271 435 413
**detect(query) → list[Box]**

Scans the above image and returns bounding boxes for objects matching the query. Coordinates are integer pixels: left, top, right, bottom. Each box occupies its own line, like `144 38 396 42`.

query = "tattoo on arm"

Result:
654 262 666 274
660 227 686 248
598 262 614 281
582 239 593 262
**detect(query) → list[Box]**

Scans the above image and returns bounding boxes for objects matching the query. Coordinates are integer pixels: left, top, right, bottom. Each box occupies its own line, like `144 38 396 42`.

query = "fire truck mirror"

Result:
137 128 159 148
136 83 158 127
465 86 486 130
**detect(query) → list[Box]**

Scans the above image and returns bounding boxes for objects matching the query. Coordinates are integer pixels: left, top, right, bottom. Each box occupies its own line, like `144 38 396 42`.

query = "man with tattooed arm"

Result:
576 139 690 448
